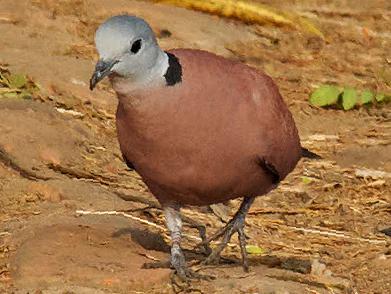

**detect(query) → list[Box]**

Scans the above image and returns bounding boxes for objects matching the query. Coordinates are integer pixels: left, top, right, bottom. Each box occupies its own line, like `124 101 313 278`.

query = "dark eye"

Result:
130 39 142 54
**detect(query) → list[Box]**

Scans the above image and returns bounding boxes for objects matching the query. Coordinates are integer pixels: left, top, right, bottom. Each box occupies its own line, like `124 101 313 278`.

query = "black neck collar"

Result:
164 52 182 86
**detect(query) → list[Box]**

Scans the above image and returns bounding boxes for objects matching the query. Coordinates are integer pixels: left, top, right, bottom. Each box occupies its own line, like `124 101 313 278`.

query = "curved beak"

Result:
89 59 119 90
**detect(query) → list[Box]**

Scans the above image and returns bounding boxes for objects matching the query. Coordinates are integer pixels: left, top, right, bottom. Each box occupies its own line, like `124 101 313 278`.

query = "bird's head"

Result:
90 15 164 90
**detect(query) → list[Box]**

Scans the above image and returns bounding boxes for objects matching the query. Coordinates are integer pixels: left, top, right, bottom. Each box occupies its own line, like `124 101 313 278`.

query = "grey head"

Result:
90 15 167 90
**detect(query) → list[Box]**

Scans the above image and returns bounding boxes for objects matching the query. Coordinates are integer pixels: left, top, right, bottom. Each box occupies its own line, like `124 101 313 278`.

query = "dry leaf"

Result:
152 0 324 38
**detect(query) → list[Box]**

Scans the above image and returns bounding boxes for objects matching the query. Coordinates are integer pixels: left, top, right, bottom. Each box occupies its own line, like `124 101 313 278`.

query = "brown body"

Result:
114 49 301 206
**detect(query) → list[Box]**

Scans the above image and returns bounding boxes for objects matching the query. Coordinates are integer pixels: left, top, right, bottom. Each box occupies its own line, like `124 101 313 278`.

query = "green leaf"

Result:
341 88 357 110
246 245 265 255
309 85 341 107
375 93 385 102
8 74 27 89
2 92 18 99
301 176 313 184
359 90 374 105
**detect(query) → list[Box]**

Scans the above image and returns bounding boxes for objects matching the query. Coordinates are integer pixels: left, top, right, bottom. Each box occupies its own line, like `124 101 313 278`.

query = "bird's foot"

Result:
202 216 249 271
200 197 255 272
171 244 214 282
143 245 214 282
169 269 215 294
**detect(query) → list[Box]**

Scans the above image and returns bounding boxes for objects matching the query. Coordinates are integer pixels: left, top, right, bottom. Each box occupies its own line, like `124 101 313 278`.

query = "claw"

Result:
171 244 215 282
170 270 215 293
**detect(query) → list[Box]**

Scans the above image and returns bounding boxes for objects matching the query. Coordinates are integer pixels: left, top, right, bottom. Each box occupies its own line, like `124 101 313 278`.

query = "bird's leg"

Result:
163 204 214 281
202 197 255 271
164 204 188 279
143 205 215 282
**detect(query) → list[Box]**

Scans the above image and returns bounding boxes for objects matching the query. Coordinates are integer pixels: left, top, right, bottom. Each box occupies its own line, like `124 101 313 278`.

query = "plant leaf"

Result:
246 244 265 255
309 85 341 107
359 90 374 105
341 88 357 110
375 93 386 102
375 93 391 102
8 74 27 89
301 176 313 184
3 92 18 99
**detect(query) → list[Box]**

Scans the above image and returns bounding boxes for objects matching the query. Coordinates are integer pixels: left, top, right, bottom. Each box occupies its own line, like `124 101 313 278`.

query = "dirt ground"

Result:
0 0 390 293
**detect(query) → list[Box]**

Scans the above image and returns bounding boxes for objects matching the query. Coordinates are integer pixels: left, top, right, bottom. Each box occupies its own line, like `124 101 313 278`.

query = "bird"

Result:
90 14 320 280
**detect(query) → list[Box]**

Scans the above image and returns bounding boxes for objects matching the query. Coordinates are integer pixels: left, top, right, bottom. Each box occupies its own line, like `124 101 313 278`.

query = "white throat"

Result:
111 51 169 95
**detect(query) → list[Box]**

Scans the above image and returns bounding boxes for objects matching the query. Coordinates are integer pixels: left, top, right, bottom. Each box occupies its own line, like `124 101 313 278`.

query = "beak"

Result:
89 59 119 90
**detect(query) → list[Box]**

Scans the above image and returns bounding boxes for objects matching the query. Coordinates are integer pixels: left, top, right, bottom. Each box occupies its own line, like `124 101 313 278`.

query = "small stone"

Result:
29 183 63 203
24 193 39 203
311 259 327 276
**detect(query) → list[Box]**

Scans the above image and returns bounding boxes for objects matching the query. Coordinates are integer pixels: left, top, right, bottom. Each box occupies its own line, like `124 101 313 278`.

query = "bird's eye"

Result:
130 39 142 54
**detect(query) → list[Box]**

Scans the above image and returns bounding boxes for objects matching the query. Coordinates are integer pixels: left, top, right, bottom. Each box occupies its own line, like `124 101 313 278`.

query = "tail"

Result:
301 147 322 159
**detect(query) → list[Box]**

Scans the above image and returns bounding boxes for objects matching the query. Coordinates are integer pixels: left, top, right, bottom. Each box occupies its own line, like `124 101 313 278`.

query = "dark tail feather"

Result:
301 147 322 159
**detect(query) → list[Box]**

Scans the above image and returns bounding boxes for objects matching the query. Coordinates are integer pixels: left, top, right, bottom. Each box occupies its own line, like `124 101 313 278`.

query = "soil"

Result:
0 0 390 293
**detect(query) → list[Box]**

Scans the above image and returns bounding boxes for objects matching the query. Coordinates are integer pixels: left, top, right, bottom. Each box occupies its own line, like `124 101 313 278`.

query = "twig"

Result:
76 209 202 242
113 190 160 208
256 220 387 245
137 252 161 262
249 207 330 215
76 209 241 251
288 226 387 244
249 218 387 245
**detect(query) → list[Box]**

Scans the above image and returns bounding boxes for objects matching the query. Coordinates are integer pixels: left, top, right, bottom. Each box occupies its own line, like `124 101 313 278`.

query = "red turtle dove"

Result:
90 15 320 280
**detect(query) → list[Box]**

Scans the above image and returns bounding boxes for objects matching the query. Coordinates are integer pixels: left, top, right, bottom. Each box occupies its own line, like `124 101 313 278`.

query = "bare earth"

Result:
0 0 390 293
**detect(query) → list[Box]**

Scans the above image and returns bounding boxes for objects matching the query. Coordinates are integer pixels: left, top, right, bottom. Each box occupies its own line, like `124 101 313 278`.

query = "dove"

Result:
90 15 320 280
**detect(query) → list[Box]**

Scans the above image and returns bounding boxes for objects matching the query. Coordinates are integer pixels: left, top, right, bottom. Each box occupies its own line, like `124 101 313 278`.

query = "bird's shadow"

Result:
111 227 314 275
112 227 170 253
111 226 214 264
